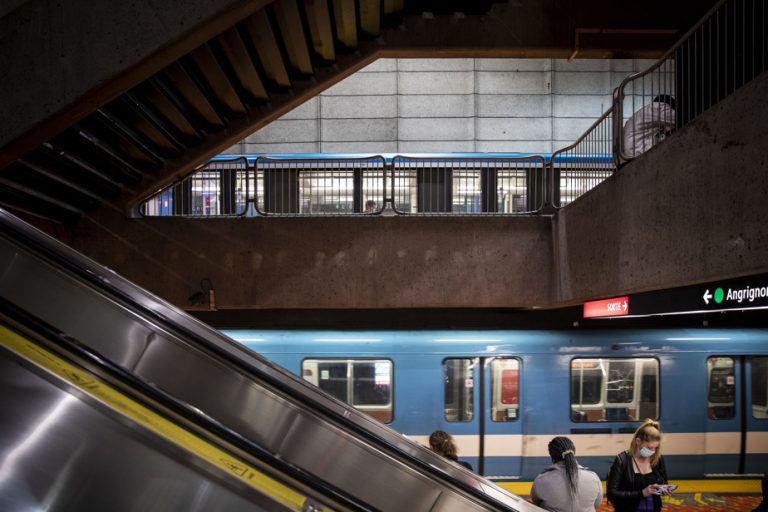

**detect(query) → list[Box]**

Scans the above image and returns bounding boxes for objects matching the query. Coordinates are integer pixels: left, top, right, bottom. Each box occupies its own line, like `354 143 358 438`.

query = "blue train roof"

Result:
209 152 614 166
222 328 768 355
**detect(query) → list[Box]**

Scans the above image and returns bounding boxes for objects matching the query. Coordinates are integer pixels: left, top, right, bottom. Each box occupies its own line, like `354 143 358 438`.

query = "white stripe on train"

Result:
406 431 768 457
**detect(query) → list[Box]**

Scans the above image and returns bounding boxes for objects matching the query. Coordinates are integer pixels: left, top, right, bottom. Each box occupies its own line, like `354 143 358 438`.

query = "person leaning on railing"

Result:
623 95 676 159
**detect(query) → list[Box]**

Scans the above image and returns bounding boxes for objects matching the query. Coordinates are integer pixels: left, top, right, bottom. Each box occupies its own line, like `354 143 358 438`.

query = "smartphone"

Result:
656 485 678 494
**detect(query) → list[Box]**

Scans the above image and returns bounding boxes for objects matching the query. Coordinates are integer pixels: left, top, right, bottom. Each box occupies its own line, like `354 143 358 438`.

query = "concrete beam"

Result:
378 1 713 58
61 70 768 312
67 215 554 309
0 0 273 168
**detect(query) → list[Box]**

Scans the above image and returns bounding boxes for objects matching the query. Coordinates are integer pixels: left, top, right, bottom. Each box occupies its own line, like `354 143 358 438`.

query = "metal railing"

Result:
139 0 766 218
616 0 766 163
253 156 387 216
391 155 547 215
139 157 249 217
550 107 616 208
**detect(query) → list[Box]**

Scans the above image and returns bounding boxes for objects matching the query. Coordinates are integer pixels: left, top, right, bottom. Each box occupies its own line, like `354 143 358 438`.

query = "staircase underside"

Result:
0 0 717 225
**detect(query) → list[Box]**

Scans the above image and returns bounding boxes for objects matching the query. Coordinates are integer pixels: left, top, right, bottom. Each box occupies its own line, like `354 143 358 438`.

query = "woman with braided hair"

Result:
428 430 473 471
530 436 603 512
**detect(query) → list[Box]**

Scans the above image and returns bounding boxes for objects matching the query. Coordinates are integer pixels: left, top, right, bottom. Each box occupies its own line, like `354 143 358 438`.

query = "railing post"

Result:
220 167 237 215
538 157 556 214
480 167 498 213
613 87 624 167
172 180 192 216
353 168 363 213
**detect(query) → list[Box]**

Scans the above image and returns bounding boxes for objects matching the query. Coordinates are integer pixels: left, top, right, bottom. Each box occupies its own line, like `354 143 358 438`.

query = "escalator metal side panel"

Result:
0 210 384 432
0 209 539 511
0 238 494 511
0 329 312 512
0 209 476 476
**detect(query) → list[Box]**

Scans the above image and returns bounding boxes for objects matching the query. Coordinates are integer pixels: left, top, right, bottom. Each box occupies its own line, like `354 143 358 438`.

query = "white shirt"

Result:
623 101 676 159
530 463 603 512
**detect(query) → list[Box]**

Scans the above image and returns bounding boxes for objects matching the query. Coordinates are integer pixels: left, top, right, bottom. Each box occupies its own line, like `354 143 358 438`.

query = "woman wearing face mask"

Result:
607 419 671 512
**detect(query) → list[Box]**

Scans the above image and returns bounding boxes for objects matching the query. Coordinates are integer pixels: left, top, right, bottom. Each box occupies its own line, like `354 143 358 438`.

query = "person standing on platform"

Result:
428 430 473 471
530 436 603 512
607 419 672 512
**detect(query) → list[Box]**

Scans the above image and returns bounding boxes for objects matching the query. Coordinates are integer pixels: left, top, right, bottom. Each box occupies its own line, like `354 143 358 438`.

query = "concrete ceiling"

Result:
0 0 717 226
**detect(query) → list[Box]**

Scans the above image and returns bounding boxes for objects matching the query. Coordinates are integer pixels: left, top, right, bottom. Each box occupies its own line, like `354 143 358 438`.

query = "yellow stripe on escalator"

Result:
0 324 333 512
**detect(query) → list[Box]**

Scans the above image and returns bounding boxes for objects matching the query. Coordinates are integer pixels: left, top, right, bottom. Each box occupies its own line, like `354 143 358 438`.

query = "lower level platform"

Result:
601 494 761 511
502 480 764 511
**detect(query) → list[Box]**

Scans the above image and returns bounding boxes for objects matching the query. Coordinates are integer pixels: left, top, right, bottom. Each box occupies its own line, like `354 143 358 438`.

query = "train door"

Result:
441 358 481 472
745 356 768 474
704 356 741 474
704 356 768 475
441 357 523 478
482 357 523 479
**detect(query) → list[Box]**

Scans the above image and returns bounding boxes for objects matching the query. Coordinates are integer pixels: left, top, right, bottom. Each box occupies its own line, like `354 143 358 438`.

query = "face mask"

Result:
639 446 655 458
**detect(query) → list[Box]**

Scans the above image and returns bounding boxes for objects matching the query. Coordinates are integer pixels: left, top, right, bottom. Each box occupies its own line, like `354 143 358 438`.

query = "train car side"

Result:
226 329 768 489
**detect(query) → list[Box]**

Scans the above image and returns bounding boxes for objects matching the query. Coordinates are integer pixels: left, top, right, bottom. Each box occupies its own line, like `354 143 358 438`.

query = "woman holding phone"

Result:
607 419 674 512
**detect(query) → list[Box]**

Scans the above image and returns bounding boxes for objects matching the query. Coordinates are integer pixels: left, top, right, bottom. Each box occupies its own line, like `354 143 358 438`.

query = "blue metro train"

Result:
223 328 768 494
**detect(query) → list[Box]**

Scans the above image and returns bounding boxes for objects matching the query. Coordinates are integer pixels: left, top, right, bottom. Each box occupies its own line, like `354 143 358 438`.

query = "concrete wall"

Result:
226 58 652 155
66 70 768 311
69 215 553 309
555 69 768 303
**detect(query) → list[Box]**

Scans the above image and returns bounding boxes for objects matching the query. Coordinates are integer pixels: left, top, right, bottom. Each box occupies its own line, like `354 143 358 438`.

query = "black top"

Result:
448 455 474 472
607 450 668 512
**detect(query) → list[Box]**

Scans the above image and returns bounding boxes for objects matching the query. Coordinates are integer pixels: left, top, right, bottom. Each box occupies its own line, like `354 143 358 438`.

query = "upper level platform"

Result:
0 0 716 226
58 67 768 313
1 0 766 316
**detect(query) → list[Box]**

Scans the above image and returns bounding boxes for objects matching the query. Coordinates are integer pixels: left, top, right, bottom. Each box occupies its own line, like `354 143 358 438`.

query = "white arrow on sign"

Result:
703 289 712 304
622 300 627 311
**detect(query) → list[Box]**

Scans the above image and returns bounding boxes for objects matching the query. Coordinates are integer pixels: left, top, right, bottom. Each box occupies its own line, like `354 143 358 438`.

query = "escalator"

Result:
0 208 541 511
0 316 346 511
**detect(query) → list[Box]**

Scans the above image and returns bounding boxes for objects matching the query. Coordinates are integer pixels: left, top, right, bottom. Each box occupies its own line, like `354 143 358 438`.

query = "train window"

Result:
444 359 475 422
315 361 349 402
452 170 482 213
570 358 659 422
752 357 768 419
491 358 520 422
707 357 736 420
607 361 635 404
301 359 393 423
191 171 221 215
353 362 391 406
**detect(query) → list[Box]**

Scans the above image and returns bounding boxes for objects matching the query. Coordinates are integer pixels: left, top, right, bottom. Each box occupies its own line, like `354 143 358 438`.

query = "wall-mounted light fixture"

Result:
187 278 215 310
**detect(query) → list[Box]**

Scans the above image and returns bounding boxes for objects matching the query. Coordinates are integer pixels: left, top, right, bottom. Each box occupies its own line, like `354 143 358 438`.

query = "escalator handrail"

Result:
0 297 374 512
0 209 525 511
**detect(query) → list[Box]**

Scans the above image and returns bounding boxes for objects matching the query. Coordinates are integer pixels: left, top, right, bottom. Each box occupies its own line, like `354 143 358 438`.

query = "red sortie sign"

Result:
583 296 630 318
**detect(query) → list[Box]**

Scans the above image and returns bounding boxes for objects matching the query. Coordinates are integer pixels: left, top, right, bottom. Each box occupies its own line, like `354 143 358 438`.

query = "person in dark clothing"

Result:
428 430 473 471
607 419 673 512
